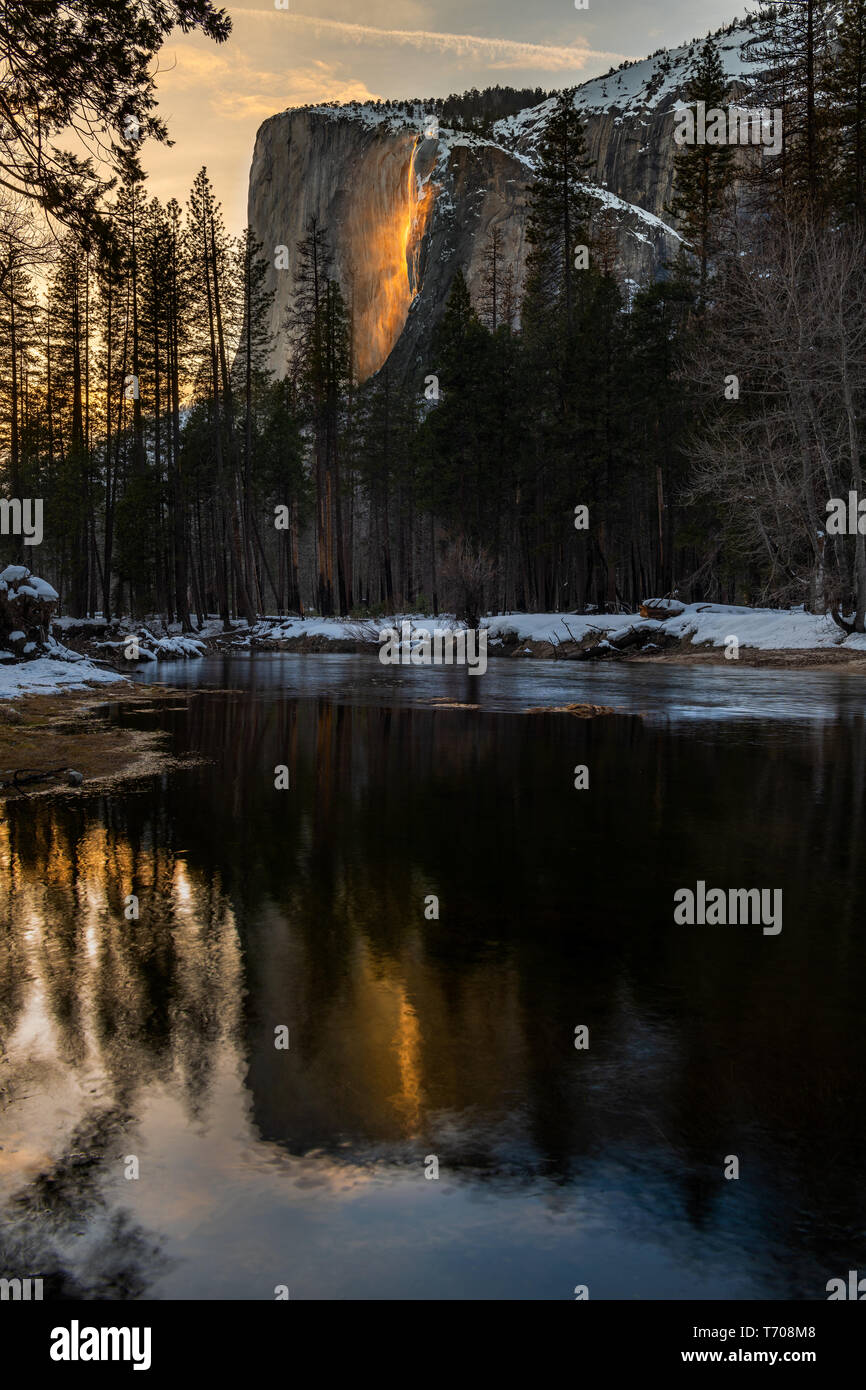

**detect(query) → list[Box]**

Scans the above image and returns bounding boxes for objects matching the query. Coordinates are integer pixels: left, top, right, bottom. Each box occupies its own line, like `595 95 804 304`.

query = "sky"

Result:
144 1 748 234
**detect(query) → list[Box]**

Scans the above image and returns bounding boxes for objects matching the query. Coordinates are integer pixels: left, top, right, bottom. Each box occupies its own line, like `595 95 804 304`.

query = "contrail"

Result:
263 14 632 72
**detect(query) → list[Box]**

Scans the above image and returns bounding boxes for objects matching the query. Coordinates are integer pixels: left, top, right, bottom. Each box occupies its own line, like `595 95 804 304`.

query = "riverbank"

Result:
208 603 866 670
3 603 866 749
0 685 195 799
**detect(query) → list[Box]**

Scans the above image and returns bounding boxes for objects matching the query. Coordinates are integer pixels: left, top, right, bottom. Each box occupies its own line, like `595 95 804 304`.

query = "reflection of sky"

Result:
127 1091 767 1301
1 675 858 1300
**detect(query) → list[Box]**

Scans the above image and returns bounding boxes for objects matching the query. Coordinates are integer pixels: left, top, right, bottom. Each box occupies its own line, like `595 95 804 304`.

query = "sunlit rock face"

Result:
248 23 774 383
249 113 438 382
248 107 678 385
249 26 770 383
249 110 549 384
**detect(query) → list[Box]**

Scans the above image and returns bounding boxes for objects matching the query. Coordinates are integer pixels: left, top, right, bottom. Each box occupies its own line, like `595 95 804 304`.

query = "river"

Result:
1 654 864 1299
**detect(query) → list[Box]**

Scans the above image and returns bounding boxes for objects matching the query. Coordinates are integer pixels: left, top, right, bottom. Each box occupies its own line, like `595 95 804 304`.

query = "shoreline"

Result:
1 640 862 798
629 645 866 670
0 686 198 800
208 631 866 671
40 601 866 677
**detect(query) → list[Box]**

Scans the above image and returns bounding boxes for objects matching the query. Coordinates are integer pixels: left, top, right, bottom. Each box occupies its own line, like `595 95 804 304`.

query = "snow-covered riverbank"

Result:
225 603 866 659
4 601 866 702
0 652 128 700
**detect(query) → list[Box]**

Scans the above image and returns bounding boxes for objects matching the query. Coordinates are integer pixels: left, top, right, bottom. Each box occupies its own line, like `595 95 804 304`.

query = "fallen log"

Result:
0 766 83 793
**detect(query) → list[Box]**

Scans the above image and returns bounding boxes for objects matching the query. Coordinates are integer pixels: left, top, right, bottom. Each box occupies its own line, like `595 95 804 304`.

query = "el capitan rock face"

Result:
247 21 762 383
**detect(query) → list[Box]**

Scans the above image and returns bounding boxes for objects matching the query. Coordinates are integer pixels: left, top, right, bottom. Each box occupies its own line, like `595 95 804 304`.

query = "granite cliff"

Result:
247 20 762 382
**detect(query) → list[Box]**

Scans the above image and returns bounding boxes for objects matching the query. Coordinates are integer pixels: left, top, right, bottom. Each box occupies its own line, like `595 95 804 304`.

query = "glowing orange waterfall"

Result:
352 137 434 381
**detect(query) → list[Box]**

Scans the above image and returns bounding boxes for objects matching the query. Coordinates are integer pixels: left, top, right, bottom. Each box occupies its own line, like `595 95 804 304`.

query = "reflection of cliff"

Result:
2 695 866 1291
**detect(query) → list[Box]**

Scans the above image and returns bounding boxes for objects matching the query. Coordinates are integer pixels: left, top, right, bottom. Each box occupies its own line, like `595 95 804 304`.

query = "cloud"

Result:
250 13 633 72
155 46 379 118
219 66 380 121
153 46 232 89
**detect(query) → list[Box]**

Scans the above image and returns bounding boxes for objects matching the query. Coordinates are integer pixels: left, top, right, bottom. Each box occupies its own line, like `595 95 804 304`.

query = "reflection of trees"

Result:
0 1107 173 1298
0 797 243 1116
0 761 244 1297
1 691 865 1295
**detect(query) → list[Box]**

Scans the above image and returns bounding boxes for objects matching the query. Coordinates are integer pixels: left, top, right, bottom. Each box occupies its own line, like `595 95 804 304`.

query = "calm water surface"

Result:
1 654 865 1299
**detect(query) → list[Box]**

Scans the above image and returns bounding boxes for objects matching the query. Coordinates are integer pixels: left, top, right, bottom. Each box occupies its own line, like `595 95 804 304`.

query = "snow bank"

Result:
0 655 127 700
0 564 59 656
96 629 207 662
484 604 866 652
235 604 866 655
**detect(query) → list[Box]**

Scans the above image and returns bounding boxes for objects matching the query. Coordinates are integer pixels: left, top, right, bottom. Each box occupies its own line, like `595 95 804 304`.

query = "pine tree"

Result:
828 0 866 219
0 1 230 259
479 226 503 330
92 230 124 621
742 0 835 209
0 245 40 564
45 237 93 615
232 228 275 616
668 36 735 299
628 274 696 596
525 88 594 333
258 376 307 614
289 220 350 614
184 168 255 626
164 198 193 628
418 271 491 560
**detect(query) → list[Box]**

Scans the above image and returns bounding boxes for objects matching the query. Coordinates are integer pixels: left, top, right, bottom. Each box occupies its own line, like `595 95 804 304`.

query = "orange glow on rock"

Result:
352 138 434 382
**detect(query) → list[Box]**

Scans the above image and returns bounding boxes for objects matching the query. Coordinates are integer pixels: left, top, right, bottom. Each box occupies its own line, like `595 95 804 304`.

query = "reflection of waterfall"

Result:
2 694 862 1296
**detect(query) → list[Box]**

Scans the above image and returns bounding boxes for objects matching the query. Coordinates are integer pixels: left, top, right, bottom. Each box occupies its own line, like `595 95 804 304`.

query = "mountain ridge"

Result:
247 11 782 380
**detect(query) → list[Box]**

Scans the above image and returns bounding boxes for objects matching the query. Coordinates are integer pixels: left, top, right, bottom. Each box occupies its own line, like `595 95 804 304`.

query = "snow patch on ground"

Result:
96 629 208 662
232 604 866 654
483 604 862 652
0 655 127 700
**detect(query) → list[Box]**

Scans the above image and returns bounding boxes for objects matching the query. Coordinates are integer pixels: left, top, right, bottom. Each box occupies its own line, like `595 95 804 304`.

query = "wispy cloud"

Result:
220 69 380 121
155 47 379 117
253 14 633 72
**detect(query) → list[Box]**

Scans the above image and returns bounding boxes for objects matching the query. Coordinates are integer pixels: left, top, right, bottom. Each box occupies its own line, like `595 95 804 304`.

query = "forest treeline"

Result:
1 0 866 628
335 86 553 136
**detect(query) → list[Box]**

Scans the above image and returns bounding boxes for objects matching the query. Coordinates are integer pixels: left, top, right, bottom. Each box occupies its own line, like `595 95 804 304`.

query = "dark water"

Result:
1 654 865 1300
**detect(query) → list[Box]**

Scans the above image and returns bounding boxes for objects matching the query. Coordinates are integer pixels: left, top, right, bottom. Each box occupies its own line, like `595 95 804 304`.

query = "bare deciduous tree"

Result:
685 214 866 627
